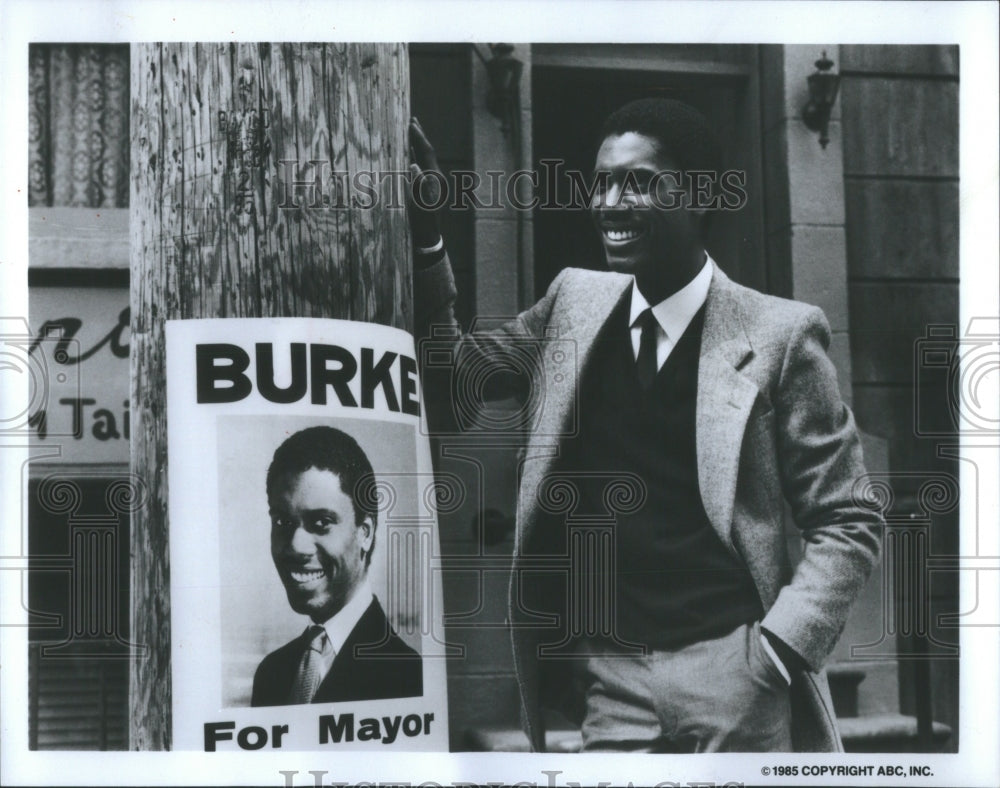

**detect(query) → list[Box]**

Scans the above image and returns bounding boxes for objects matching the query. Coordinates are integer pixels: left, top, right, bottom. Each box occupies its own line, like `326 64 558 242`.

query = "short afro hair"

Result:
266 425 378 567
600 98 723 177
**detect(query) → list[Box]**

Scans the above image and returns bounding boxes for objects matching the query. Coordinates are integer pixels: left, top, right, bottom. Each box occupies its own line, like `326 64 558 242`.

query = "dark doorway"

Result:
531 58 765 298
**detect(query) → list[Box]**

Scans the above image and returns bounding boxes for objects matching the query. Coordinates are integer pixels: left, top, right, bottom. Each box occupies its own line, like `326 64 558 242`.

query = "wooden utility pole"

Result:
129 42 410 749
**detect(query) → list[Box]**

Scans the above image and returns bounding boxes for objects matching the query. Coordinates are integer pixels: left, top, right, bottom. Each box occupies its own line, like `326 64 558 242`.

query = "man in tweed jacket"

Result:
410 100 882 752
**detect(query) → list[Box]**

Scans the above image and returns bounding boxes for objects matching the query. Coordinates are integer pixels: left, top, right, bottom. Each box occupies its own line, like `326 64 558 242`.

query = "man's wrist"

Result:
761 627 806 684
414 236 446 269
760 633 792 685
416 236 444 254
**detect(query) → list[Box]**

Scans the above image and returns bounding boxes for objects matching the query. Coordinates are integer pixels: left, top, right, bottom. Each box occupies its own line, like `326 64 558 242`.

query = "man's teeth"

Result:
605 229 641 241
290 568 324 582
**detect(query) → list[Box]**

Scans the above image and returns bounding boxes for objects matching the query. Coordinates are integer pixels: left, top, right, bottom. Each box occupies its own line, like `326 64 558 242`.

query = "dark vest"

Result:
560 295 762 650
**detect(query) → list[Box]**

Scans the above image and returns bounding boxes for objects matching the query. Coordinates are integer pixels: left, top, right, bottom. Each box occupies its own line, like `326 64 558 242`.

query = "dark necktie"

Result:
288 624 330 704
635 308 659 390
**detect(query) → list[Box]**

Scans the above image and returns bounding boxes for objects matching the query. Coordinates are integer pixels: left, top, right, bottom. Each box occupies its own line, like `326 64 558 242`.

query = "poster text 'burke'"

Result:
195 343 420 416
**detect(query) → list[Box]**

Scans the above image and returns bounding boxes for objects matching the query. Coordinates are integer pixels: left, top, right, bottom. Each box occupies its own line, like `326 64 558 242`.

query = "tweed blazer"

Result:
415 258 883 752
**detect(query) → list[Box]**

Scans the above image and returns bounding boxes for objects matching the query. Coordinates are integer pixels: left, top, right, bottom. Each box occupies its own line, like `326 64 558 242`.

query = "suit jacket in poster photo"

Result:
251 597 423 706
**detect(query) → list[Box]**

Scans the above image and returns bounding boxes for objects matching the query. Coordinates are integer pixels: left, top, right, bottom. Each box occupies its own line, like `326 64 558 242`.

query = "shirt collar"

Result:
629 255 714 340
312 579 374 656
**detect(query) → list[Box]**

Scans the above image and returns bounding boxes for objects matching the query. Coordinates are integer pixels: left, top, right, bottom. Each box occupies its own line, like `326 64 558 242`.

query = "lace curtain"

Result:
28 44 130 208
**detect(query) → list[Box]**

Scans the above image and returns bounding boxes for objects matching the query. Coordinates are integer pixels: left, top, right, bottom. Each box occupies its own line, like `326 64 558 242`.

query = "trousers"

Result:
572 620 793 752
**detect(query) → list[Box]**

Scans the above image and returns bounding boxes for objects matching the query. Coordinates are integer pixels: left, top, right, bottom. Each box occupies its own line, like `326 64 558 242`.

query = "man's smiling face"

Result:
269 467 373 624
590 131 705 300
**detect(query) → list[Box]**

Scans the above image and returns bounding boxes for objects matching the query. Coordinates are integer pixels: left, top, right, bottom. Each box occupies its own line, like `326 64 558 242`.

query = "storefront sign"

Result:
27 287 130 465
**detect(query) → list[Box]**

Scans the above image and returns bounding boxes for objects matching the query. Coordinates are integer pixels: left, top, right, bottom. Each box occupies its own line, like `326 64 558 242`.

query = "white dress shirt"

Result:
628 256 714 370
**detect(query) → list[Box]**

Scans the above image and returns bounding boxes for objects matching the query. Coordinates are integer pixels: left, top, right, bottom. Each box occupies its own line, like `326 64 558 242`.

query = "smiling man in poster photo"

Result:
251 425 422 706
410 99 883 752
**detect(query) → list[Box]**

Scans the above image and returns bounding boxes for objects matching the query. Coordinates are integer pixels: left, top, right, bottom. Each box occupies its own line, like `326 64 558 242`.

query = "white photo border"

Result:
1 1 997 786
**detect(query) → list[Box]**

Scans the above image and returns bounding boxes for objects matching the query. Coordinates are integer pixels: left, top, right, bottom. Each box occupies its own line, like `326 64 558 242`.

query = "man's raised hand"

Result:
408 117 445 250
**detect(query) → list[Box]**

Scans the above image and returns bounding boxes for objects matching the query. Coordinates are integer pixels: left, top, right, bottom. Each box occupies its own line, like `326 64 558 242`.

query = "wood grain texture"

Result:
29 207 129 268
129 42 410 749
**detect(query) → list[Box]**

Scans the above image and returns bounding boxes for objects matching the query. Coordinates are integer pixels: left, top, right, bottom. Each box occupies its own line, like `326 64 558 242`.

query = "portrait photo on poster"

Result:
164 317 449 751
216 415 423 710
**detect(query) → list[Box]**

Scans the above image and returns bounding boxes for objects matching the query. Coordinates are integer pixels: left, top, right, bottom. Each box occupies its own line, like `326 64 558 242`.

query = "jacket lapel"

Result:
697 265 758 549
518 264 759 553
538 272 633 443
312 599 381 701
517 273 632 544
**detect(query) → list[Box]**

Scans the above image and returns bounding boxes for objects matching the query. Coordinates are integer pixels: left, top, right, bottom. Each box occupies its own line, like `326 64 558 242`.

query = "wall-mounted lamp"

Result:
802 51 841 149
474 43 523 138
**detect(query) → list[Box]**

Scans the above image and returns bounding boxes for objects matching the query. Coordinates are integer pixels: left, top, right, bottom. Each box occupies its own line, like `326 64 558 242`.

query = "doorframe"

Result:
529 44 769 295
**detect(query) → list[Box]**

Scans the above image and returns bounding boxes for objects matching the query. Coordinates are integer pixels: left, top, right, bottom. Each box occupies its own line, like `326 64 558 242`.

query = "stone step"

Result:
464 712 952 753
826 663 867 717
839 713 952 753
826 660 901 718
463 726 579 753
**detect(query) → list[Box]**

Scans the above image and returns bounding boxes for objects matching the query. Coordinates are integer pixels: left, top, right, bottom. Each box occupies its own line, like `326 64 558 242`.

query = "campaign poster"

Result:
165 317 448 751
